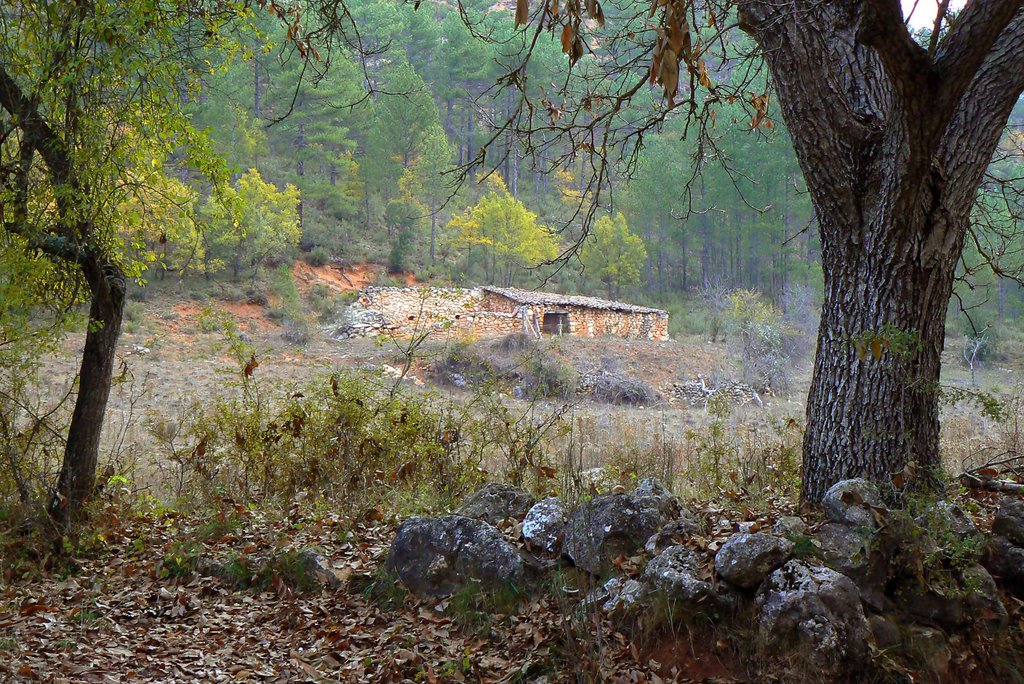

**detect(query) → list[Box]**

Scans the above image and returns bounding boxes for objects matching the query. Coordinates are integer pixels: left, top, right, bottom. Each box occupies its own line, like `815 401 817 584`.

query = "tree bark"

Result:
802 208 962 501
50 257 126 526
430 200 437 263
738 1 1024 501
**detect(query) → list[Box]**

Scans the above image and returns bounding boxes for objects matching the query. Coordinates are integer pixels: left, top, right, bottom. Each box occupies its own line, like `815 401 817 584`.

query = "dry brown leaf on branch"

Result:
515 0 530 28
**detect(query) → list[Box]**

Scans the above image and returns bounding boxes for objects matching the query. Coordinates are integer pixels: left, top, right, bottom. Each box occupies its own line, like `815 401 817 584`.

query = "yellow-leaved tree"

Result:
581 213 647 300
203 168 301 282
448 177 558 286
119 163 204 279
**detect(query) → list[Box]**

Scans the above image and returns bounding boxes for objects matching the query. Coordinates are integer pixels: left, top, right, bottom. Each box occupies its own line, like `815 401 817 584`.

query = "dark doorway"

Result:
542 311 570 335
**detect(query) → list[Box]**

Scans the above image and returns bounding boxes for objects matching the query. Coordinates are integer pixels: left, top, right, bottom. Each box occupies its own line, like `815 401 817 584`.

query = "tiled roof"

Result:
481 286 667 315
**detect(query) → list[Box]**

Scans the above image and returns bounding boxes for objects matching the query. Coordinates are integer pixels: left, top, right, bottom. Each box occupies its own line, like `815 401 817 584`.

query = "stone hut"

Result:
333 286 669 341
478 287 669 340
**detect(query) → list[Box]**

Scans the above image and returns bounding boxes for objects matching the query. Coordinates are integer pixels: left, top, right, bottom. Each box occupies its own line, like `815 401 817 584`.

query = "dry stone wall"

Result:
332 286 669 341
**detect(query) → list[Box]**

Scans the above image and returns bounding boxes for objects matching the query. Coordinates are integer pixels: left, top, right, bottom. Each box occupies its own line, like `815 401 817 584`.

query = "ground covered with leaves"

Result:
0 497 750 684
4 487 1024 683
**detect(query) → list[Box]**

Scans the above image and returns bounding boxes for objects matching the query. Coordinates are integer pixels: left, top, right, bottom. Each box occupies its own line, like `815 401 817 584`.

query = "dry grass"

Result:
19 276 1024 515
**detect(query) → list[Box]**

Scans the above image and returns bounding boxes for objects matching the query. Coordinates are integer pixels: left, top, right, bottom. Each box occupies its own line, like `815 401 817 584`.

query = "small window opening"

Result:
542 311 570 335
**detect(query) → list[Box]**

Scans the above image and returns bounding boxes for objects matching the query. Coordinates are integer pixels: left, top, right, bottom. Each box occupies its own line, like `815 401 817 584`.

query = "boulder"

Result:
815 522 887 611
456 483 535 525
632 478 683 519
579 467 617 494
903 626 951 678
563 481 677 575
816 523 869 575
993 498 1024 546
892 563 1006 630
756 560 870 674
522 497 568 554
772 516 810 539
642 545 715 610
644 514 704 555
962 564 1009 628
295 549 343 590
386 515 525 596
984 535 1024 598
868 615 901 650
714 533 794 589
822 478 883 528
915 501 980 542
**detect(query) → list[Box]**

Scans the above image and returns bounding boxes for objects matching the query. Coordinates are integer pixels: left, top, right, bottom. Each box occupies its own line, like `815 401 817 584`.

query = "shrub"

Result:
269 265 311 346
246 287 269 307
304 246 331 267
282 318 311 346
725 290 796 394
374 272 404 287
780 282 820 341
309 284 342 323
434 341 497 388
124 300 146 323
496 332 536 353
0 344 69 521
680 397 802 504
388 228 414 274
158 541 201 579
590 372 661 406
702 282 732 342
515 355 578 401
176 370 487 513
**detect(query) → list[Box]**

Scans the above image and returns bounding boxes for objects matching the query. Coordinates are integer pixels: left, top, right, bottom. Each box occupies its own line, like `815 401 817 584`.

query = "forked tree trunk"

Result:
739 1 1024 501
50 258 125 526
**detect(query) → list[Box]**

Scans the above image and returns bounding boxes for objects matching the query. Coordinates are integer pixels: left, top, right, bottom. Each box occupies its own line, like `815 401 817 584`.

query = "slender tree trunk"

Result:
782 181 791 297
466 102 474 162
253 57 261 119
511 138 519 199
534 154 541 200
430 200 437 263
680 225 688 291
541 149 549 195
700 178 710 288
997 278 1008 322
50 258 125 526
657 245 665 300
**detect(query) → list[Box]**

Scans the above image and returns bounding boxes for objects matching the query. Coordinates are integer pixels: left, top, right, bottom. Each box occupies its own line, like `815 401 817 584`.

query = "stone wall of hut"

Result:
552 305 670 341
338 286 668 341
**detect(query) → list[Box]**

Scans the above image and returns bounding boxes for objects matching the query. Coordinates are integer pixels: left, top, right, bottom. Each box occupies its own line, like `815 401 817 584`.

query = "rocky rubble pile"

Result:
667 377 764 407
387 477 1024 677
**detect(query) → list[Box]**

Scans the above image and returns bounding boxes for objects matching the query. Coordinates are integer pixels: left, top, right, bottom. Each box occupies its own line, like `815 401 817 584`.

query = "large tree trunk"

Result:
801 208 963 501
738 1 1024 501
50 258 126 526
